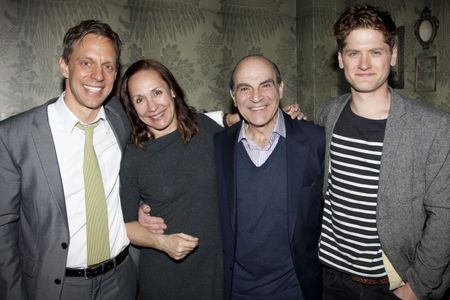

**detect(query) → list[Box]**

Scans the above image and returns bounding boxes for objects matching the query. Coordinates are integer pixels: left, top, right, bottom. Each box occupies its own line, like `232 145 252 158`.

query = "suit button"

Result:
61 242 68 249
54 279 61 285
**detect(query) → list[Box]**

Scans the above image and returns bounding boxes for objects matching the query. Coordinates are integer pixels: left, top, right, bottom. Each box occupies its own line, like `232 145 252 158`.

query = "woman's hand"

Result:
158 233 199 260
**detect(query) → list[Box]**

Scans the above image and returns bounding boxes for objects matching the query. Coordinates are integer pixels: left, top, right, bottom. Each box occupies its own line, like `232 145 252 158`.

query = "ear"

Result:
390 46 398 67
278 81 284 99
229 90 237 107
171 89 176 98
59 57 69 78
337 52 344 69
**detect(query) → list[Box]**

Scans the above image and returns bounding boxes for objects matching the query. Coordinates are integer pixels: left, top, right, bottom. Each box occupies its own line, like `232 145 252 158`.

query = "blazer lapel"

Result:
31 106 68 226
104 96 130 151
378 91 407 196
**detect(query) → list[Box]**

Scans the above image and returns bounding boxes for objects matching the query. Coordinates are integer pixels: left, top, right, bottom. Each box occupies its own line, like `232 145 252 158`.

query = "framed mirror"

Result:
414 7 439 49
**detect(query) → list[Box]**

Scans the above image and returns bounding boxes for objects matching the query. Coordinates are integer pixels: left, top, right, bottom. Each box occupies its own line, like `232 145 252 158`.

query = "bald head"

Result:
229 54 282 93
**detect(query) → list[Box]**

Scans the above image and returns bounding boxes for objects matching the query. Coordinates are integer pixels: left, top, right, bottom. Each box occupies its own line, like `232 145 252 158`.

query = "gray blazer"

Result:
0 96 130 300
315 90 450 300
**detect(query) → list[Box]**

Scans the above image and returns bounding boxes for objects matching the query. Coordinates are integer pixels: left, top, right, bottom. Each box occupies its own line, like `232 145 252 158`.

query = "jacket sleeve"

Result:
0 128 23 299
406 114 450 299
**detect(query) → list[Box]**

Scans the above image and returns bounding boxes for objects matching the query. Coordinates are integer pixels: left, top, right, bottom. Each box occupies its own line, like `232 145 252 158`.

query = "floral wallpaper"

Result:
0 0 449 121
0 0 296 120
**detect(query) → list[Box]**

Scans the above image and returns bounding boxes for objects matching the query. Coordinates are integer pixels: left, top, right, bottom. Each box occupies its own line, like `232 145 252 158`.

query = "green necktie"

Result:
77 121 111 266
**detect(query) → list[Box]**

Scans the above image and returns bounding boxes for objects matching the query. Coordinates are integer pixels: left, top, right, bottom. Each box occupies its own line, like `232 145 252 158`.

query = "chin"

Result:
248 120 271 127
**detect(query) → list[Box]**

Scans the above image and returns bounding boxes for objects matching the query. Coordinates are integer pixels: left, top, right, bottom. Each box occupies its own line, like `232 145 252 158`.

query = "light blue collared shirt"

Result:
238 109 286 167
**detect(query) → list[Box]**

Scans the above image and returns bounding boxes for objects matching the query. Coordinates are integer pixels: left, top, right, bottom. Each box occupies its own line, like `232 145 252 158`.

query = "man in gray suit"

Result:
316 5 450 300
0 20 136 299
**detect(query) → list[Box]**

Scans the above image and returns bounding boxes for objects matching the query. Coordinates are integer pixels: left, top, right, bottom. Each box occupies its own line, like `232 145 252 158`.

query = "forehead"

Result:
73 34 117 58
343 28 388 49
234 57 276 83
128 69 168 92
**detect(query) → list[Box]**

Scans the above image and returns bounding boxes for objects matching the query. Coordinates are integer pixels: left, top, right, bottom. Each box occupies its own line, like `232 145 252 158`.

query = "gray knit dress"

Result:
120 114 224 300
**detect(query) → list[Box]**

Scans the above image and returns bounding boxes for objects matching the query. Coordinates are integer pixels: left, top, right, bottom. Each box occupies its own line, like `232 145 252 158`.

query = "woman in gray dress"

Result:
119 59 224 300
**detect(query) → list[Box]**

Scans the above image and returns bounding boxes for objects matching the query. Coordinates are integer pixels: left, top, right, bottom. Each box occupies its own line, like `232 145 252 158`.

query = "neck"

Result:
63 95 101 124
350 87 391 120
78 110 101 124
245 112 278 148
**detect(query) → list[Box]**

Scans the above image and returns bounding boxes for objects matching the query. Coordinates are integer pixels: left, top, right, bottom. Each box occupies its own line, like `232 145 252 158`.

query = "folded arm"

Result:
125 221 198 260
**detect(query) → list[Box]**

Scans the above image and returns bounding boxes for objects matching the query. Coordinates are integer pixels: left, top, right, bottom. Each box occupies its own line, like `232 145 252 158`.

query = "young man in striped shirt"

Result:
315 5 450 300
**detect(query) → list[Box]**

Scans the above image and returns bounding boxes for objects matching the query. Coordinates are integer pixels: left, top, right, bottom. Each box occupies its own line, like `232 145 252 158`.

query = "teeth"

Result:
250 106 265 111
84 85 102 93
150 112 164 119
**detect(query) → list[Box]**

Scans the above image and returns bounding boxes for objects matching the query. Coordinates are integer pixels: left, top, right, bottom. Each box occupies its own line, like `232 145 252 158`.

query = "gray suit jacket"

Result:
0 96 130 300
315 90 450 300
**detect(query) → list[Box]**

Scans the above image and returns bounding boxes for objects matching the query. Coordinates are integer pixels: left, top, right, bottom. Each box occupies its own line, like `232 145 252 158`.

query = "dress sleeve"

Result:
120 145 141 222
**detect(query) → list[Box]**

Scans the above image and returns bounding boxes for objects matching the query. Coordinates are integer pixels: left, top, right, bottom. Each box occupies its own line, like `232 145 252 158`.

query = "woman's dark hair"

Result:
119 59 198 147
62 20 122 69
333 5 397 52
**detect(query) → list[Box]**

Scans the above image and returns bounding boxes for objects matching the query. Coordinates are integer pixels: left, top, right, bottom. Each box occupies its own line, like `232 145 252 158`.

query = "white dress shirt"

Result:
48 93 129 268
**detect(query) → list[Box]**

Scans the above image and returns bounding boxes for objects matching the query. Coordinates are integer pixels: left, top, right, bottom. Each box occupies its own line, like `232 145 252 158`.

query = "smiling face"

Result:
338 28 397 95
59 33 117 122
128 69 178 139
230 56 283 132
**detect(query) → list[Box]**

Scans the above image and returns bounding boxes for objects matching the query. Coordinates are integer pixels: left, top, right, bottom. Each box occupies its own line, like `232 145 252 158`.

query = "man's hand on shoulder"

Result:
138 203 167 234
282 103 307 120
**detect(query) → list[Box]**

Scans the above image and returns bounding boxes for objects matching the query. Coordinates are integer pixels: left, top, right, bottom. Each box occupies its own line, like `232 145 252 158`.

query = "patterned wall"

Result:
0 0 296 120
0 0 448 121
298 0 450 119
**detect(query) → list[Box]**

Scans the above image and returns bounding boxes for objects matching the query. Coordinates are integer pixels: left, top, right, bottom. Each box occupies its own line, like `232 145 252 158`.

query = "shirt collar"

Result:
237 108 286 144
54 92 106 134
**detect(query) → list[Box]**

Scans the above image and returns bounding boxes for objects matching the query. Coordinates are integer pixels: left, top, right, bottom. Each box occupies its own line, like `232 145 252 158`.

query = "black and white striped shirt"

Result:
319 103 387 278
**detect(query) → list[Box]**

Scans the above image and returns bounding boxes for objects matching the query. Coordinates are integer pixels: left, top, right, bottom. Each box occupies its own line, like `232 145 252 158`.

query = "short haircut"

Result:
61 20 122 69
333 5 397 52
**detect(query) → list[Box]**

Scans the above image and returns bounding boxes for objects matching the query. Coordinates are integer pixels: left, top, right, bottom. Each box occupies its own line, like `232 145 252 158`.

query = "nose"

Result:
91 65 105 81
359 53 370 70
250 88 262 103
145 98 158 112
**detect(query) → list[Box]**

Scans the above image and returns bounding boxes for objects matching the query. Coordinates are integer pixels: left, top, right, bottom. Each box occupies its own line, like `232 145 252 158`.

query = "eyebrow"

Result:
235 79 275 90
235 83 251 90
344 47 386 53
131 86 164 97
260 79 275 86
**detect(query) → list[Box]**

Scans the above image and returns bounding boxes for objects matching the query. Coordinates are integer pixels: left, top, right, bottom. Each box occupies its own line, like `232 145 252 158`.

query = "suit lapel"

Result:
285 116 308 240
31 105 68 226
104 97 129 151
